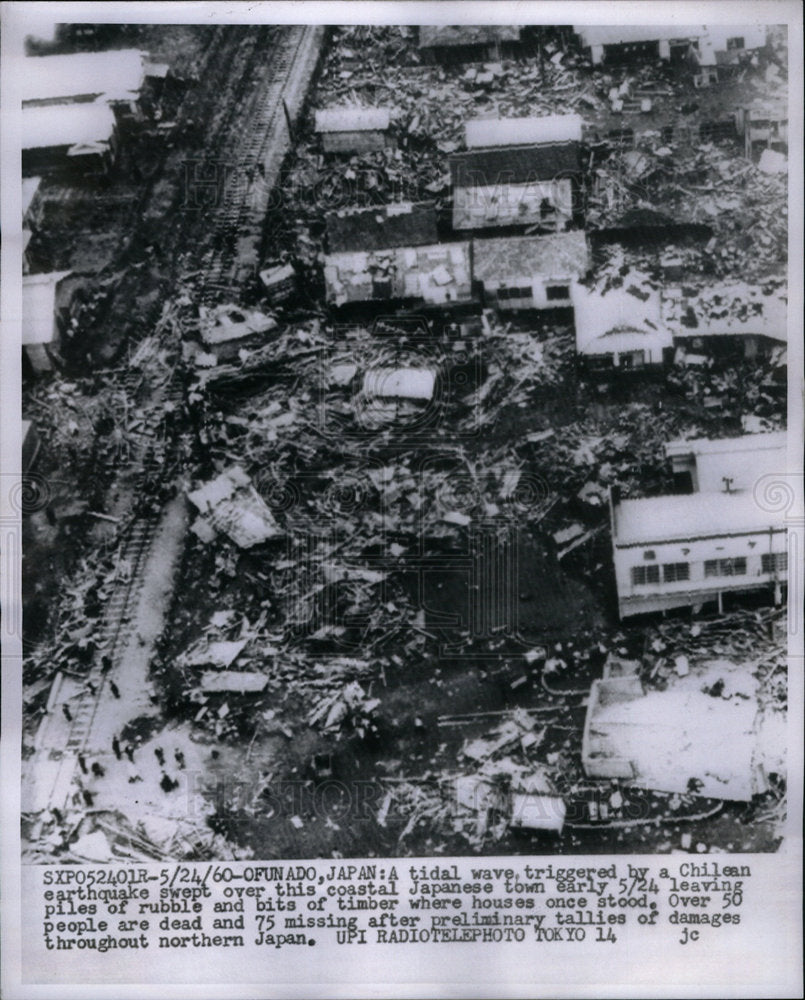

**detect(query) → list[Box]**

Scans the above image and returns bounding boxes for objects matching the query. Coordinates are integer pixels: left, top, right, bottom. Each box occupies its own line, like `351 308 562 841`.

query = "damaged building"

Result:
325 200 438 253
22 101 118 175
417 25 523 64
314 107 393 154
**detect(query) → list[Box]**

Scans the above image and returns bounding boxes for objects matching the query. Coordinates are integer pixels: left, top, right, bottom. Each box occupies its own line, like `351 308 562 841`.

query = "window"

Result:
498 286 532 301
546 284 570 302
643 550 656 560
705 558 747 578
663 562 689 583
726 36 745 50
497 287 510 300
631 565 660 586
762 552 788 573
517 287 533 299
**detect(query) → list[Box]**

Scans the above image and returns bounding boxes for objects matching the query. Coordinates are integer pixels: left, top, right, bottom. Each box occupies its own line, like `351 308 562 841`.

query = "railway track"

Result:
25 24 326 822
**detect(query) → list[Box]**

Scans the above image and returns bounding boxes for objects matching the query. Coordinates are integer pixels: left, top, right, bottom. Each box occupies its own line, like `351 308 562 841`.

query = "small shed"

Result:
735 101 788 159
23 102 117 175
465 114 583 150
450 144 580 231
572 281 672 368
418 26 522 63
22 271 72 373
314 107 392 154
473 231 589 310
326 201 438 254
324 242 473 308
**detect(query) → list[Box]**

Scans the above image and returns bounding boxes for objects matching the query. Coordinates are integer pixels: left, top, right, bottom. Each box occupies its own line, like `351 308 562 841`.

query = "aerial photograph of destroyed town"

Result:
20 22 790 863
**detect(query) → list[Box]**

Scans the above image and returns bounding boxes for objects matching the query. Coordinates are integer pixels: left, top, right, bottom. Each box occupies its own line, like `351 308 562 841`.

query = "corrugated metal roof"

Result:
22 271 71 345
326 201 438 253
23 102 116 151
22 50 146 105
314 108 391 133
450 143 581 187
418 25 521 48
613 490 784 545
473 232 589 283
465 115 583 149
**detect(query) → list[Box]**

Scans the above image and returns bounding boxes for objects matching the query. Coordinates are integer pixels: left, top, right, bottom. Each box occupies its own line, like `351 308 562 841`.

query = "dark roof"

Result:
473 232 589 283
326 202 438 253
418 25 521 48
450 143 582 187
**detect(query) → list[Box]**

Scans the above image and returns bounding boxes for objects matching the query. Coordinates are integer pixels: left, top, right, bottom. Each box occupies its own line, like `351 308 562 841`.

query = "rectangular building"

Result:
23 102 117 174
22 271 72 373
323 242 473 308
325 201 438 254
314 107 392 154
418 25 522 63
572 281 672 368
21 49 148 107
473 231 589 310
609 487 787 618
464 114 583 150
665 432 787 494
450 144 580 231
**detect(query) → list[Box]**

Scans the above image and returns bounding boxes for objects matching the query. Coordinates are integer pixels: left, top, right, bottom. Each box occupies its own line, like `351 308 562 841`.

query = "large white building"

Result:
610 433 788 618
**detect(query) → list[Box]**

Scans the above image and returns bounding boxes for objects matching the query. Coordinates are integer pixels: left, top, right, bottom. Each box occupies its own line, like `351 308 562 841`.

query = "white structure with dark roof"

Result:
23 102 117 173
314 107 392 153
473 231 589 310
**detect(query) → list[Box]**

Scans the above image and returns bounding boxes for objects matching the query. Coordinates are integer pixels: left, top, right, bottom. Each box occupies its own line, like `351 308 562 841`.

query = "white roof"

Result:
314 108 391 133
613 491 784 546
665 432 787 494
663 284 787 342
665 431 787 459
362 368 436 400
23 102 116 152
572 281 671 354
465 115 583 149
22 177 42 218
575 25 707 47
22 271 71 345
22 50 146 105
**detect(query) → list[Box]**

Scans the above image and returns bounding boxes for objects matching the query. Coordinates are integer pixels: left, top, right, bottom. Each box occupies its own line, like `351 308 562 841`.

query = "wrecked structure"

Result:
417 25 523 64
574 25 767 68
20 23 790 865
22 271 73 373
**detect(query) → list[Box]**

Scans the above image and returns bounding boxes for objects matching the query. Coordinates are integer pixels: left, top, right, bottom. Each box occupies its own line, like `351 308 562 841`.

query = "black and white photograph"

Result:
1 2 802 996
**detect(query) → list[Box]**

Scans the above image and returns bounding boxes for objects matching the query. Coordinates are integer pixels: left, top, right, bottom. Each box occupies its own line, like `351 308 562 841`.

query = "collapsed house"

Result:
473 231 589 310
663 283 787 361
314 107 392 154
582 659 783 799
22 271 73 374
22 102 118 175
21 49 152 110
417 25 522 64
450 142 580 232
665 431 786 495
572 281 672 368
323 241 473 307
609 482 787 619
325 201 438 253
